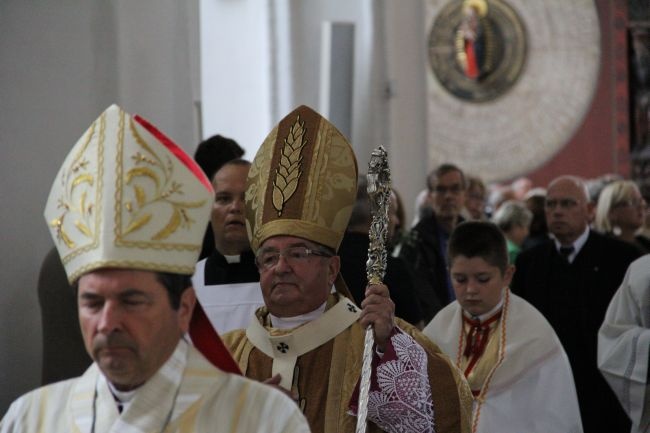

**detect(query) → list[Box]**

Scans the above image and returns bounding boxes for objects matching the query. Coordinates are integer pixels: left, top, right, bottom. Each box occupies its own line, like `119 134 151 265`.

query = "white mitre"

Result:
44 104 213 283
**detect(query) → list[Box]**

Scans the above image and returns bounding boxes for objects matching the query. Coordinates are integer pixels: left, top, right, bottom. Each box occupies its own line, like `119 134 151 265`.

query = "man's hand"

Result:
359 284 395 351
263 374 298 401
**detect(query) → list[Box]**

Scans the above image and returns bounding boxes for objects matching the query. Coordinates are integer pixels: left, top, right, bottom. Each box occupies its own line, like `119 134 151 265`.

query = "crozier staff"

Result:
357 146 392 433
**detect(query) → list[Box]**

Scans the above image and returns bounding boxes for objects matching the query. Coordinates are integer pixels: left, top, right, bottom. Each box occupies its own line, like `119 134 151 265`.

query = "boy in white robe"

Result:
0 105 309 433
423 221 583 433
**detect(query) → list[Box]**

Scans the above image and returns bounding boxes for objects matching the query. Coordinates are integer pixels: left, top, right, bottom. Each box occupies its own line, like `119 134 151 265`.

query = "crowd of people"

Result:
2 103 649 433
390 164 649 432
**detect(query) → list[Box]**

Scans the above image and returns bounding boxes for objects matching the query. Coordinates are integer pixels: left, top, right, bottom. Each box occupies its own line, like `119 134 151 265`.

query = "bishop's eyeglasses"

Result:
255 246 333 270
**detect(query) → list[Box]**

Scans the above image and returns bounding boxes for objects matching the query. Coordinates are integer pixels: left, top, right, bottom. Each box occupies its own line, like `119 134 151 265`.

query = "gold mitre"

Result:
44 104 214 283
245 105 358 252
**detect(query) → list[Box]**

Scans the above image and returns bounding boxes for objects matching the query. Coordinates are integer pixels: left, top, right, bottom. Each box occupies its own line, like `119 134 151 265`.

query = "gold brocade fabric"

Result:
44 105 213 283
244 105 358 253
223 294 473 433
459 314 502 396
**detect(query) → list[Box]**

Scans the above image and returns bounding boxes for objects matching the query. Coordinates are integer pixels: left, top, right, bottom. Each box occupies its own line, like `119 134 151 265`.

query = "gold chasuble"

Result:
224 294 472 433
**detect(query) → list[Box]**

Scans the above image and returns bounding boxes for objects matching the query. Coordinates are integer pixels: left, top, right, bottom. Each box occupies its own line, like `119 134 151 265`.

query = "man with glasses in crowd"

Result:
398 163 467 322
220 105 472 433
511 175 640 433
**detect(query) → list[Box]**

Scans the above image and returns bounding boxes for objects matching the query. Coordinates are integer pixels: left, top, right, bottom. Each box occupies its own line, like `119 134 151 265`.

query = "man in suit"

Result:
511 175 640 433
398 163 466 322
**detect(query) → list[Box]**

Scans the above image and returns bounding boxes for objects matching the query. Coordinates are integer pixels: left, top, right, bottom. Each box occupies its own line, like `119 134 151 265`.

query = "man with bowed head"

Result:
0 105 309 433
220 105 472 433
424 221 582 432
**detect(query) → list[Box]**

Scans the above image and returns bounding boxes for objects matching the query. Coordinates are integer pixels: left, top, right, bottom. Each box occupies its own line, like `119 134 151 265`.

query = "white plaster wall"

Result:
383 1 430 225
282 0 387 172
0 0 198 413
277 0 429 223
200 0 272 157
200 0 427 224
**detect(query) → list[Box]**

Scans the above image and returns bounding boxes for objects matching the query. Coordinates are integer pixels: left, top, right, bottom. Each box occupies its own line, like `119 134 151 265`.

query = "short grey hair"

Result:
491 200 532 232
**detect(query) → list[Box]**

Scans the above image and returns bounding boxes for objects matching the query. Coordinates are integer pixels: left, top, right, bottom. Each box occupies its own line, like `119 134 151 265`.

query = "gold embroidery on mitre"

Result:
245 128 276 250
49 121 99 249
71 260 195 283
272 115 306 216
119 118 206 241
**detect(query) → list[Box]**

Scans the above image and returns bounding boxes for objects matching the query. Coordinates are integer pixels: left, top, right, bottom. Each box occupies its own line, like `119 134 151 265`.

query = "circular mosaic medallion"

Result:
428 0 527 102
425 0 600 182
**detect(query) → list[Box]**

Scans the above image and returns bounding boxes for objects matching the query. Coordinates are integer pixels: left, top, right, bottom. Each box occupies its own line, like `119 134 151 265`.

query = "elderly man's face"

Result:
256 236 339 317
545 177 592 245
77 269 194 391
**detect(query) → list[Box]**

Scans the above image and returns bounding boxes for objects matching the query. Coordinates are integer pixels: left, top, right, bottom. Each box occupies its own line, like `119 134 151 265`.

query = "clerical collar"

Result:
552 226 589 263
107 381 137 404
224 254 241 264
102 339 187 408
269 301 328 329
463 292 505 322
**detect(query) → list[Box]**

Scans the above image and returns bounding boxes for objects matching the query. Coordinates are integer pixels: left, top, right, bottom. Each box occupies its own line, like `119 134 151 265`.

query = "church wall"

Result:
526 0 630 187
0 0 199 413
0 1 100 412
0 0 626 416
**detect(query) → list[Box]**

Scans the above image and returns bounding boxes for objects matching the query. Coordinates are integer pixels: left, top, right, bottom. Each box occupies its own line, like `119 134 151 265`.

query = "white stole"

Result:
70 340 196 433
192 258 264 334
424 289 583 433
245 296 361 389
